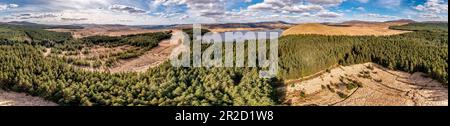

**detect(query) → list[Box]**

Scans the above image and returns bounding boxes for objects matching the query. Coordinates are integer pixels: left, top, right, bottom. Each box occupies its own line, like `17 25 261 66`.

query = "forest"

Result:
279 23 448 85
390 22 448 32
0 25 275 106
0 23 448 106
0 24 72 46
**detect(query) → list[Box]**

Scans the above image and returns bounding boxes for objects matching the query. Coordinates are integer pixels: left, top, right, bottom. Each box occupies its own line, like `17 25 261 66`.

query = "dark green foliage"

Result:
0 23 447 106
182 28 211 39
390 23 448 32
0 24 72 47
80 32 171 48
336 91 348 99
0 45 275 106
279 29 448 85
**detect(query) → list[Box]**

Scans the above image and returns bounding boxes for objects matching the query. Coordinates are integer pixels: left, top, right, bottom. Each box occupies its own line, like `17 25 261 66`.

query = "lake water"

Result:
201 29 283 43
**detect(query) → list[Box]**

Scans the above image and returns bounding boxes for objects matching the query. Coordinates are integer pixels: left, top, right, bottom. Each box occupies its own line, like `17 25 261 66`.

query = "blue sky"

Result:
0 0 448 25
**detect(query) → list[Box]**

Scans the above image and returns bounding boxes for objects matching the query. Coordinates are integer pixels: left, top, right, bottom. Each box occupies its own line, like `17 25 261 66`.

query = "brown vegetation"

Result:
282 23 410 36
0 90 57 106
280 62 448 106
47 25 169 38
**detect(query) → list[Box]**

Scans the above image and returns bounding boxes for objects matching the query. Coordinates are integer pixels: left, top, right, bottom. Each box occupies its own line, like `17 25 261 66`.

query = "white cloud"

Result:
109 4 147 14
246 0 344 22
308 0 346 6
415 0 448 14
419 13 442 19
356 0 369 3
0 4 19 11
285 4 324 13
315 11 343 18
247 0 342 13
8 4 19 8
365 13 397 18
356 7 365 11
377 0 402 7
152 0 228 19
43 0 113 9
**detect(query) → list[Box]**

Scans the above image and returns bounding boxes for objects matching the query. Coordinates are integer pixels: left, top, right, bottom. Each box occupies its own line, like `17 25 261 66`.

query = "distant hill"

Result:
137 21 295 31
0 21 84 29
338 19 416 26
384 19 416 24
0 23 72 46
389 22 448 32
282 23 409 36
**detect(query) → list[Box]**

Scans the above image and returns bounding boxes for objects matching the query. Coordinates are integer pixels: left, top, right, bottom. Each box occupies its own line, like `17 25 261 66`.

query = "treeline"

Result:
0 24 72 47
279 24 448 85
0 45 275 106
390 22 448 32
81 32 172 48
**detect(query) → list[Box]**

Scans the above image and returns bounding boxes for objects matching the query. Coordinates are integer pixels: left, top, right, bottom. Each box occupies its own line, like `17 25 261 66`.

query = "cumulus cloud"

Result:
356 0 369 3
356 7 365 11
246 0 344 20
285 4 324 13
16 13 59 19
315 11 343 18
377 0 402 7
247 0 338 13
0 4 19 11
365 13 397 19
152 0 228 19
308 0 346 6
419 13 442 19
41 0 113 10
109 4 147 14
415 0 448 14
61 17 89 21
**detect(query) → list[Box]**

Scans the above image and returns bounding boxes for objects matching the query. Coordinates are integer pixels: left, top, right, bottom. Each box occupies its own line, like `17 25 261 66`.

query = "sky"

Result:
0 0 448 25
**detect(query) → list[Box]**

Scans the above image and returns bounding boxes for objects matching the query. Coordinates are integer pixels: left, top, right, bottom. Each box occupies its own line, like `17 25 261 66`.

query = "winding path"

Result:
109 30 183 73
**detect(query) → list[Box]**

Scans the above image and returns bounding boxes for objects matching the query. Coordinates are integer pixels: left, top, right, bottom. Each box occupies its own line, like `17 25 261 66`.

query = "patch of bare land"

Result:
208 28 268 32
279 62 448 106
47 25 169 38
107 30 183 73
282 23 410 36
43 48 51 57
0 89 57 106
62 45 138 59
49 30 182 73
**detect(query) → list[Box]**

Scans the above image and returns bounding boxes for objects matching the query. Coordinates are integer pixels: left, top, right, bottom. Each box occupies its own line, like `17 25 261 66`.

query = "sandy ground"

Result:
280 62 448 106
108 30 183 73
47 26 169 38
0 89 57 106
43 48 51 57
42 30 182 73
63 45 137 59
282 23 410 36
208 28 268 32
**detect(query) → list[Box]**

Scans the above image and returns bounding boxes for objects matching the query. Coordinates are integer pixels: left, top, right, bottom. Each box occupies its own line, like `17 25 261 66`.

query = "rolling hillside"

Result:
282 22 409 36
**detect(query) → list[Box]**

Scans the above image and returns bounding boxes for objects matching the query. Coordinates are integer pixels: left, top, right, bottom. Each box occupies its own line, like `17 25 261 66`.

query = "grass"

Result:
337 91 348 99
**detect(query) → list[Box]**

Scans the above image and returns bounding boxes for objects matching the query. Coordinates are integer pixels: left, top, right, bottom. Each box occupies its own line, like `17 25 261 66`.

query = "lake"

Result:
201 29 284 43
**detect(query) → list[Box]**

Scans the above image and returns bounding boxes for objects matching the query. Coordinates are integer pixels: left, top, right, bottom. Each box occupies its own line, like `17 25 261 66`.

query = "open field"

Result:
108 30 182 73
47 25 169 38
279 62 448 106
208 27 268 32
282 23 410 36
54 30 182 73
0 90 57 106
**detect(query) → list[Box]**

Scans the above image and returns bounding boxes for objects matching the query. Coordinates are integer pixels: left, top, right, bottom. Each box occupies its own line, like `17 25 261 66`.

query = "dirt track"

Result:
47 26 168 39
282 23 410 36
0 90 57 106
281 62 448 106
108 30 183 73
